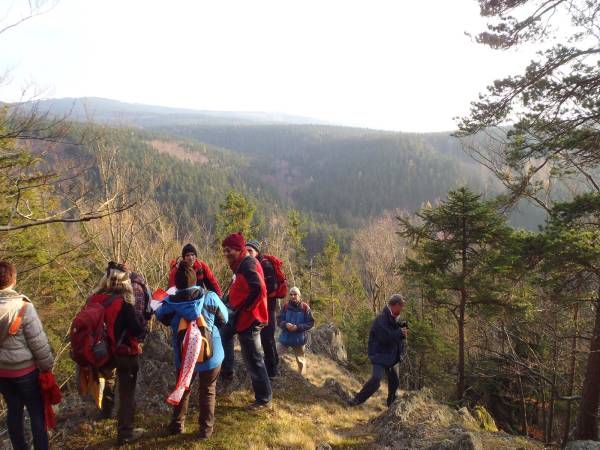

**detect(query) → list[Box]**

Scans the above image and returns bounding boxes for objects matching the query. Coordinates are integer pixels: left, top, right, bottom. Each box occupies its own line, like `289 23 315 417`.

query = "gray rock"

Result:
316 444 332 450
427 440 453 450
141 329 172 363
306 324 347 364
323 378 353 403
452 432 483 450
565 441 600 450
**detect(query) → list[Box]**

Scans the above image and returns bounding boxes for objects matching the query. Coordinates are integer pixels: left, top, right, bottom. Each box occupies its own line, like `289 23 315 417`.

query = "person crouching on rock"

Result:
155 262 228 439
349 294 408 407
276 287 314 375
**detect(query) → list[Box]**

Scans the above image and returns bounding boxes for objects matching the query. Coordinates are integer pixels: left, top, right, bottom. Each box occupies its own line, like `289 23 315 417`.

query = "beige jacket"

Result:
0 288 54 371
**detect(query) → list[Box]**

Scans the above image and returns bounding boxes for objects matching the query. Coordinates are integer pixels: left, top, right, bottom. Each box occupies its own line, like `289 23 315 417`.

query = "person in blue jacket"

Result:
276 287 314 375
155 262 228 439
349 294 408 407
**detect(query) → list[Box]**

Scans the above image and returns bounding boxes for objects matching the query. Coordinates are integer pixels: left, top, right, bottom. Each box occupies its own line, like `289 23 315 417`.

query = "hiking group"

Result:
0 231 408 449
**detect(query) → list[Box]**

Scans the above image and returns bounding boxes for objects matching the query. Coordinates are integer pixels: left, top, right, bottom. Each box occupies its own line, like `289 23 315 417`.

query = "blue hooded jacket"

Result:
155 287 228 372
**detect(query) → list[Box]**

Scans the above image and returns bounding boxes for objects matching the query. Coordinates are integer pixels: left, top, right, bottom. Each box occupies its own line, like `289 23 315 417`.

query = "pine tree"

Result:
215 190 256 242
399 187 513 401
315 235 343 319
540 194 600 440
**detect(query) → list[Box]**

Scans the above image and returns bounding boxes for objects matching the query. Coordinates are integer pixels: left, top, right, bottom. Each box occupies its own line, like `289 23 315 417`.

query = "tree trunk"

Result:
563 303 579 446
547 314 559 444
541 382 547 443
457 289 466 401
574 295 600 440
457 213 467 402
518 374 529 436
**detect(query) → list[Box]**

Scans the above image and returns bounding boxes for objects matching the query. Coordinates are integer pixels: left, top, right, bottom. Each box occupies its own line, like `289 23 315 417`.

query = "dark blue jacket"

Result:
367 306 406 367
277 301 314 347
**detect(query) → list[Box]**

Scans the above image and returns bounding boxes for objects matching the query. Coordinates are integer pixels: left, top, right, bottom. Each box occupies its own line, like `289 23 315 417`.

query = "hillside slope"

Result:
51 329 543 450
157 124 495 227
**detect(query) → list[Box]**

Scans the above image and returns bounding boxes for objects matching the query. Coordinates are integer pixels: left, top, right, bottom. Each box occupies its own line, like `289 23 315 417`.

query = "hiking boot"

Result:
117 428 145 446
166 422 184 436
244 401 272 411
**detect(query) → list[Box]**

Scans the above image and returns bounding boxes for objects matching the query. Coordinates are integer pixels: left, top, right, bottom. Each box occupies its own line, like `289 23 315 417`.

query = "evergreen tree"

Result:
216 190 256 241
285 209 308 285
399 187 513 401
314 235 343 319
539 194 600 440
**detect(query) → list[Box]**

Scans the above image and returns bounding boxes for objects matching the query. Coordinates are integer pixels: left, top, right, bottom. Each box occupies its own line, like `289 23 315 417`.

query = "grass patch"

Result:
56 354 385 449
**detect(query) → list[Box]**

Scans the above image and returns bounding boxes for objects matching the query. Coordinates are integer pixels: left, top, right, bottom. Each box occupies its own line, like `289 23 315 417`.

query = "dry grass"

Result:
56 353 390 449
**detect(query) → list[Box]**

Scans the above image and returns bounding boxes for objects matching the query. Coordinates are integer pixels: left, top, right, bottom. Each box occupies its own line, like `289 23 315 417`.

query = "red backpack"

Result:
69 294 122 368
262 255 289 299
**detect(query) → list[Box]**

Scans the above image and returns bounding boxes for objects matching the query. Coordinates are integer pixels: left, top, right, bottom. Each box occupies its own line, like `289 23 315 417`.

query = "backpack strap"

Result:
101 294 120 308
100 294 126 346
8 302 28 336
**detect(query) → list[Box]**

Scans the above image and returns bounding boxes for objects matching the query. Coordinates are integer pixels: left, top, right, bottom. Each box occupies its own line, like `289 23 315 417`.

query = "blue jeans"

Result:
0 369 48 450
354 364 399 406
220 324 272 404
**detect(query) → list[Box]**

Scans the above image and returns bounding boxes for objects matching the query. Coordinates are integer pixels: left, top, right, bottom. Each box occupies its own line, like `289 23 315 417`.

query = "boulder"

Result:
306 323 347 364
322 378 353 403
141 329 172 363
451 432 483 450
565 442 600 450
457 407 480 431
473 405 499 432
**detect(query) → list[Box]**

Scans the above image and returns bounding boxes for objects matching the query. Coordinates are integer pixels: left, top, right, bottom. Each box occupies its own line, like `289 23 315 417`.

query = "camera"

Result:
398 320 408 329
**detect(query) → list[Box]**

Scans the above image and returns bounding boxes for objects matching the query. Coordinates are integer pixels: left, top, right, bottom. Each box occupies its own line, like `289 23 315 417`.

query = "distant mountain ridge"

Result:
21 97 333 127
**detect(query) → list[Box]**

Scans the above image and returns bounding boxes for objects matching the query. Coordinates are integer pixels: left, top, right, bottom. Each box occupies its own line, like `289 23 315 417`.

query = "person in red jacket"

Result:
219 233 272 410
168 244 222 297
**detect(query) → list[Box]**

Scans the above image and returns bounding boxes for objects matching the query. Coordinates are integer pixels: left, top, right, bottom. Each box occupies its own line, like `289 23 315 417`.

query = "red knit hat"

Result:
222 232 246 251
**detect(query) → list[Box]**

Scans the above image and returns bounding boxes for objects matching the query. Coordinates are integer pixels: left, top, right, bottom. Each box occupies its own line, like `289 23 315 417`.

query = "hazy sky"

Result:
0 0 538 132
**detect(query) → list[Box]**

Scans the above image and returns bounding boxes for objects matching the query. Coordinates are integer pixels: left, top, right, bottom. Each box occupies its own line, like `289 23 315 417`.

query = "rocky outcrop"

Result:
306 323 347 364
565 442 600 450
373 389 541 450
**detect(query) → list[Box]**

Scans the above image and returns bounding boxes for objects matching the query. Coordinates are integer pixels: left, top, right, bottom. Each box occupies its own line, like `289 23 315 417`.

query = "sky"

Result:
0 0 539 132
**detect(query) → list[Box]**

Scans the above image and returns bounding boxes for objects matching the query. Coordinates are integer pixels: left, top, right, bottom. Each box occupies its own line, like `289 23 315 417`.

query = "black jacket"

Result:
367 306 406 367
257 255 278 297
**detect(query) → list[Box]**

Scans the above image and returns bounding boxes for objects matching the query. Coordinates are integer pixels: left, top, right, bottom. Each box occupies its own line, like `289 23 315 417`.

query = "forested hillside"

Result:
157 124 497 227
29 98 547 229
